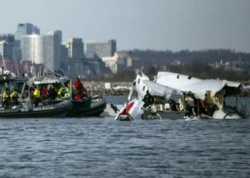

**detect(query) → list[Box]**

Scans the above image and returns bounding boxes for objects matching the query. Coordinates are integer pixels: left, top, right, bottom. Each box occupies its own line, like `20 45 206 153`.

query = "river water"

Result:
0 96 250 178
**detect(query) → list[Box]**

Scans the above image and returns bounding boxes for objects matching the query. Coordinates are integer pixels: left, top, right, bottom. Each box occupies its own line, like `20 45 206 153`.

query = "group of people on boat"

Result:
1 77 88 109
2 88 21 109
29 77 87 101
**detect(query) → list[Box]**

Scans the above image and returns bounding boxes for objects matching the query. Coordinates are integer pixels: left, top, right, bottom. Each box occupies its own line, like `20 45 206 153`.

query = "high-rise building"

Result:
33 26 40 35
85 40 116 58
0 41 14 59
61 43 69 62
66 38 84 60
14 23 40 61
12 45 22 61
0 34 15 43
15 23 39 42
0 34 15 60
21 32 61 71
55 30 62 42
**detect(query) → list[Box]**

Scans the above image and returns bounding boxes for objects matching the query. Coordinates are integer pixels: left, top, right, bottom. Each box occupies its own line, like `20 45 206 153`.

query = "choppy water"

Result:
1 96 250 178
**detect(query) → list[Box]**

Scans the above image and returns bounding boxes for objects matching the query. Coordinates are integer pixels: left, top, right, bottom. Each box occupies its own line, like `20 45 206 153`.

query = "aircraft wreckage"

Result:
114 71 248 121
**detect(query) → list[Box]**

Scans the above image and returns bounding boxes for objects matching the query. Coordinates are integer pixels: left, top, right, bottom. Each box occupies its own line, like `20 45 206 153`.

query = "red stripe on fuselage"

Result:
121 101 135 115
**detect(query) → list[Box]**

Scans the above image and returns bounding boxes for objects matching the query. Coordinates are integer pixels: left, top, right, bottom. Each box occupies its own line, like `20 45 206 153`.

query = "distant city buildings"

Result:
12 23 40 61
209 56 250 72
115 52 133 67
0 34 15 43
102 52 134 73
54 30 62 42
61 42 69 62
21 31 61 71
64 57 111 79
15 23 40 42
0 41 14 59
86 40 116 58
66 38 84 60
12 43 22 61
0 34 15 60
0 22 128 78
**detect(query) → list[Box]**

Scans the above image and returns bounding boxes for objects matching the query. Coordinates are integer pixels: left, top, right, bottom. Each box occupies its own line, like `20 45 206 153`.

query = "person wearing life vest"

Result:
41 86 48 100
2 88 10 109
33 85 41 107
58 86 70 100
74 77 83 90
10 89 21 105
74 93 82 100
74 77 87 98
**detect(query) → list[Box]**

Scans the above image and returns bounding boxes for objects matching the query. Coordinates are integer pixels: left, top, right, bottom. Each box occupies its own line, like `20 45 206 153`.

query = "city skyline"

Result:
0 0 250 52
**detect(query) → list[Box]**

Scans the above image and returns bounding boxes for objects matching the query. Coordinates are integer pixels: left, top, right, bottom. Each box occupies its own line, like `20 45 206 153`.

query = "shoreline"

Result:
82 81 131 96
81 81 250 97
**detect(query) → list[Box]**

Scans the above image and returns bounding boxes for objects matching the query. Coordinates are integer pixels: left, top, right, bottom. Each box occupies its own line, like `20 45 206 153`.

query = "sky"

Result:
0 0 250 52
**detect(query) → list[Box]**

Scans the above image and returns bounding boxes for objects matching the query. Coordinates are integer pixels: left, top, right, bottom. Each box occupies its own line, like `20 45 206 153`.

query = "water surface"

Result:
0 96 250 178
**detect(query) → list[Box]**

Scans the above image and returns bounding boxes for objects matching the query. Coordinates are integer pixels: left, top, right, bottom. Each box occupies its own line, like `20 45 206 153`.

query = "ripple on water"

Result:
0 118 250 178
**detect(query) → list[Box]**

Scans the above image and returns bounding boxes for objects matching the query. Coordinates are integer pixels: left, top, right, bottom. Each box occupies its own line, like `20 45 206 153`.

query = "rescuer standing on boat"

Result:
33 85 41 107
48 84 57 100
58 85 70 100
41 86 48 100
10 89 21 105
29 83 36 100
74 77 87 98
2 88 10 109
74 77 83 90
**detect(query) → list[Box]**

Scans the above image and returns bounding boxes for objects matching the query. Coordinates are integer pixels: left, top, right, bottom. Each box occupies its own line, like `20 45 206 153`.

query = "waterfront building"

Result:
85 40 116 58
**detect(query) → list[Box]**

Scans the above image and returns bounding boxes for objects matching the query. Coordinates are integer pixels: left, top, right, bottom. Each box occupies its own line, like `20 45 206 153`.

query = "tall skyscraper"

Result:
13 23 40 61
15 23 40 42
21 32 61 71
61 42 69 62
0 41 14 59
33 26 40 35
0 34 15 43
55 30 62 42
85 40 116 58
66 38 84 60
0 34 15 60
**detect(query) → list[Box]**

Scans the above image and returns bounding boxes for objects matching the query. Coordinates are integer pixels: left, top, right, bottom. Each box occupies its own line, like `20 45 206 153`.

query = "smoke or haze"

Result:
0 0 249 52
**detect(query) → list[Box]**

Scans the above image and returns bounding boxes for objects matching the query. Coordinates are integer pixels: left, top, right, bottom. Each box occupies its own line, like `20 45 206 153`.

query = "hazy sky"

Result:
0 0 250 52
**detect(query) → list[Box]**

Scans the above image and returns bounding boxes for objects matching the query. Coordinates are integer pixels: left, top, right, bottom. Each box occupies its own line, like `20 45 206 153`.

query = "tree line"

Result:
124 49 250 68
105 59 250 82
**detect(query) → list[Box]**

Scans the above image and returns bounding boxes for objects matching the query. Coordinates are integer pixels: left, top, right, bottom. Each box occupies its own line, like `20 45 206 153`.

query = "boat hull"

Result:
45 96 107 117
67 97 107 117
0 100 72 119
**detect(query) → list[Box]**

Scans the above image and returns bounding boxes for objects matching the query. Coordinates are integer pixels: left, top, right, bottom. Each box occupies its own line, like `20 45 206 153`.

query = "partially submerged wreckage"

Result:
114 71 247 121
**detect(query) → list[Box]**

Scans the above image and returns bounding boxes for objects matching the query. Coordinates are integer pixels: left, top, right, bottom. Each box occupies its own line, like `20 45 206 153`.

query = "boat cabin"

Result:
33 78 66 90
32 75 72 100
0 78 28 97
